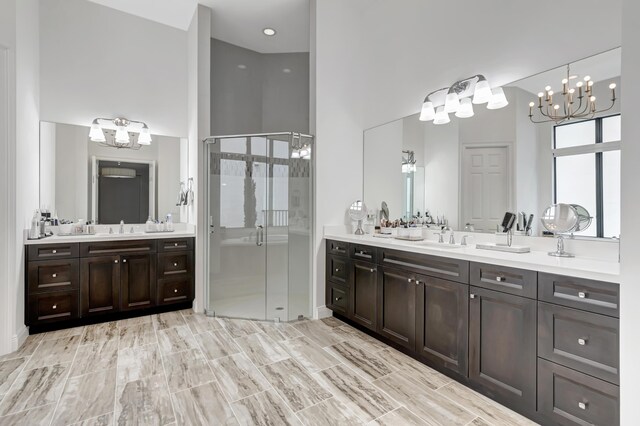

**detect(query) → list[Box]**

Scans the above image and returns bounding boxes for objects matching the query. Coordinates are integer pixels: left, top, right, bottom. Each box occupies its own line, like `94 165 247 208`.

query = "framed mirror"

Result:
39 121 189 224
363 47 621 238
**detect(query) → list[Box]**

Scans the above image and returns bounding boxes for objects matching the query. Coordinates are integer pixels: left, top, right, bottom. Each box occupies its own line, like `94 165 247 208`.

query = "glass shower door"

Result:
207 136 268 320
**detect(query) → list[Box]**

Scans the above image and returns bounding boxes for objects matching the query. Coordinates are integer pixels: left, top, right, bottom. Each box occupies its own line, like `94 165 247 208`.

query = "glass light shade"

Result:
89 123 105 142
419 101 436 121
115 126 129 144
487 87 509 110
444 92 460 113
299 145 310 157
433 106 450 125
473 79 492 104
291 150 301 159
455 98 474 118
138 127 152 145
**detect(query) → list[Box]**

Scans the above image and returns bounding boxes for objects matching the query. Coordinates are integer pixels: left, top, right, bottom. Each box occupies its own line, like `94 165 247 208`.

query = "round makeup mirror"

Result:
540 203 580 257
349 200 368 235
570 204 593 233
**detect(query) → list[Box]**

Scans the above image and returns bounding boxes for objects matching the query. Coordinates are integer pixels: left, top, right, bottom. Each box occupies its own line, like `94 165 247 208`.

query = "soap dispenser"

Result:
166 213 173 232
29 210 40 240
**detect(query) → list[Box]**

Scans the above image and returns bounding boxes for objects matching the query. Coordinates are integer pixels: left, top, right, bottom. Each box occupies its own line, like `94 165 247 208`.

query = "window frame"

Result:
552 113 621 238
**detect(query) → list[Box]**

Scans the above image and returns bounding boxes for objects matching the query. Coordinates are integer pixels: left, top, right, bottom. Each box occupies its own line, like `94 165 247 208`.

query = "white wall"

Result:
312 0 367 316
39 0 188 138
620 0 639 421
39 121 56 211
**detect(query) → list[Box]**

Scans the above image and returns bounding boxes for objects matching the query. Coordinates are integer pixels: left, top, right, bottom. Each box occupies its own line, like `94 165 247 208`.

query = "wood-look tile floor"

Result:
0 312 538 426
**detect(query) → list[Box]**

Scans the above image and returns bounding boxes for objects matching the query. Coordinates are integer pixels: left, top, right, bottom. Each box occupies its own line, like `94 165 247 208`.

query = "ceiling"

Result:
86 0 310 53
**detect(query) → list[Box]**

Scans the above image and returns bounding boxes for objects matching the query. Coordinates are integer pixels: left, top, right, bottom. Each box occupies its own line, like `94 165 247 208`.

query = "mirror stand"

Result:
354 219 365 235
548 235 574 258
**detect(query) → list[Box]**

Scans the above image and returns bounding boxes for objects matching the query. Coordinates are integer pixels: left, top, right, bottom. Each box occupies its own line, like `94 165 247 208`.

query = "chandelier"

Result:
528 65 617 124
402 150 416 173
419 74 508 125
89 117 152 150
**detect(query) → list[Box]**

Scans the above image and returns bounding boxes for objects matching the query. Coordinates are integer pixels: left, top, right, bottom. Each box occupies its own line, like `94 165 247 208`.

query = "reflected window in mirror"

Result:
553 114 621 238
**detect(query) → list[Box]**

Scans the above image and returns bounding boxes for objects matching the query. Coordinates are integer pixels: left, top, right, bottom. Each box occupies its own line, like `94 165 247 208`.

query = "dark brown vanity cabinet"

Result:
26 237 194 329
377 266 416 351
350 260 377 331
468 285 537 413
80 255 121 316
416 276 468 376
324 239 620 425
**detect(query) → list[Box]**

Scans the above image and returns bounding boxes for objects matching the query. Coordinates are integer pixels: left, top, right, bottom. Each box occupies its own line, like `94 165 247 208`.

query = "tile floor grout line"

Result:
153 313 178 424
110 322 122 426
47 333 83 426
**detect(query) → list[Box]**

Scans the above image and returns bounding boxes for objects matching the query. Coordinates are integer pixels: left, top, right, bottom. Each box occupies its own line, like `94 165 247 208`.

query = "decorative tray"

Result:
394 236 425 242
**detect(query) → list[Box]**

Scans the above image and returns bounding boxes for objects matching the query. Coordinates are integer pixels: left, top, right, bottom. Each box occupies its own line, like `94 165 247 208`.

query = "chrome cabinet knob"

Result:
123 259 127 263
335 268 340 272
407 278 414 283
52 273 57 278
52 250 57 254
52 304 57 309
578 291 587 298
370 268 375 273
114 260 119 264
335 296 342 301
174 289 178 293
174 243 178 247
470 294 477 299
496 276 505 282
578 402 587 410
578 338 587 346
415 280 421 286
174 263 178 267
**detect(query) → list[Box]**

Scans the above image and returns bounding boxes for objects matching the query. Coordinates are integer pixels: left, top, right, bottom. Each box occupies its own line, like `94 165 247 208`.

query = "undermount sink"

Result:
419 241 464 250
476 242 531 254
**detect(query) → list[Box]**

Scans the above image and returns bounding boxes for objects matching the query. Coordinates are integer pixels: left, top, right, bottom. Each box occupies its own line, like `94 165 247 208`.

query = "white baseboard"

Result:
12 325 28 352
315 305 332 320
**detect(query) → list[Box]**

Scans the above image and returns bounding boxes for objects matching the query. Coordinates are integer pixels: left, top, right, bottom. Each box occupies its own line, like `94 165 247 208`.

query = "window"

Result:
553 114 621 238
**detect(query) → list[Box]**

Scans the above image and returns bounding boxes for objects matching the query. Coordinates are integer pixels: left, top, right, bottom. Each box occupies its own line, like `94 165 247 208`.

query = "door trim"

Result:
459 142 515 231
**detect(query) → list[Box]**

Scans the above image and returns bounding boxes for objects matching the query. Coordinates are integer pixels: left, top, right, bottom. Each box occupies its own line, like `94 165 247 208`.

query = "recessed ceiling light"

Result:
263 28 276 36
237 64 247 69
283 68 291 73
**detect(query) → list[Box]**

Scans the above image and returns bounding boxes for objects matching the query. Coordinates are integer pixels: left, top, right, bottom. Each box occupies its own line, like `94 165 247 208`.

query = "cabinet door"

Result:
469 286 536 413
80 256 120 316
416 276 468 377
377 267 416 350
350 260 377 330
121 254 156 310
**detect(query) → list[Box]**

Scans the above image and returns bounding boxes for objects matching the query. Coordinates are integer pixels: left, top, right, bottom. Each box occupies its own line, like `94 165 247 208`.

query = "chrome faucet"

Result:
449 231 455 245
119 220 125 234
461 235 470 246
434 232 444 243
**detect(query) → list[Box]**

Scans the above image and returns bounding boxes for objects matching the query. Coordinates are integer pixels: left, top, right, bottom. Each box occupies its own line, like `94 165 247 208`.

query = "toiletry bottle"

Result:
166 213 173 232
145 216 154 232
29 210 39 239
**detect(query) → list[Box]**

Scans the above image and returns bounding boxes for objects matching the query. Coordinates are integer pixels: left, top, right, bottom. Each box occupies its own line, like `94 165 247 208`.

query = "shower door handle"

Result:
256 225 264 246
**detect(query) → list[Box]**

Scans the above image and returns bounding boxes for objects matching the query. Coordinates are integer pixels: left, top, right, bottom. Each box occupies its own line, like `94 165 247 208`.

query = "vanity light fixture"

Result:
291 134 311 160
528 64 616 124
419 74 507 125
89 117 152 150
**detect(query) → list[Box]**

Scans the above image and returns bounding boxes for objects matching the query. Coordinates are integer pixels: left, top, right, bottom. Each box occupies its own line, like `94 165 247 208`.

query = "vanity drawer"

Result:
157 276 193 305
157 238 194 252
27 259 79 294
349 244 377 263
157 252 193 278
28 243 79 261
538 302 619 384
379 248 468 284
80 240 156 257
28 290 79 325
539 273 619 317
470 262 537 298
326 282 348 316
326 239 348 257
327 255 348 284
538 358 619 426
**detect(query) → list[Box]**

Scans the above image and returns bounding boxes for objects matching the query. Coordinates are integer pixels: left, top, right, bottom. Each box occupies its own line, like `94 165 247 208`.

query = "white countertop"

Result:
324 231 620 284
24 225 196 245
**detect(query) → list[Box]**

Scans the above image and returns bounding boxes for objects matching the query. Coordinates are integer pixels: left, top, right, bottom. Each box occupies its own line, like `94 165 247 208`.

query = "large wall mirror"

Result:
39 121 189 224
364 47 621 238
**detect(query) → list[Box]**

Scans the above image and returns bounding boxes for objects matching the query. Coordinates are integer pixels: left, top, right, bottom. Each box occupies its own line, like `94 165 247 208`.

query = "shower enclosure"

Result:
205 132 313 321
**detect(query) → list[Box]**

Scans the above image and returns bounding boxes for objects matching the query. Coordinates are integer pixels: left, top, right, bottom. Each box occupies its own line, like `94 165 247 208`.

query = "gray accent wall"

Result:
210 38 310 135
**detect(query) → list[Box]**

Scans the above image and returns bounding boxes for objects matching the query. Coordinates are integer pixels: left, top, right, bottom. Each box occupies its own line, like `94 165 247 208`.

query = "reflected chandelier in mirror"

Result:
89 117 152 150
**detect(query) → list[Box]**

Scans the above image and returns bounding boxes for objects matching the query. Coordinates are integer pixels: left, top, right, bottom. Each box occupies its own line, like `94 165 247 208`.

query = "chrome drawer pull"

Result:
174 243 178 247
52 304 57 309
578 402 587 410
52 273 57 278
578 291 587 298
52 250 57 254
496 276 505 282
174 289 178 293
174 263 178 267
123 259 127 263
578 338 587 346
